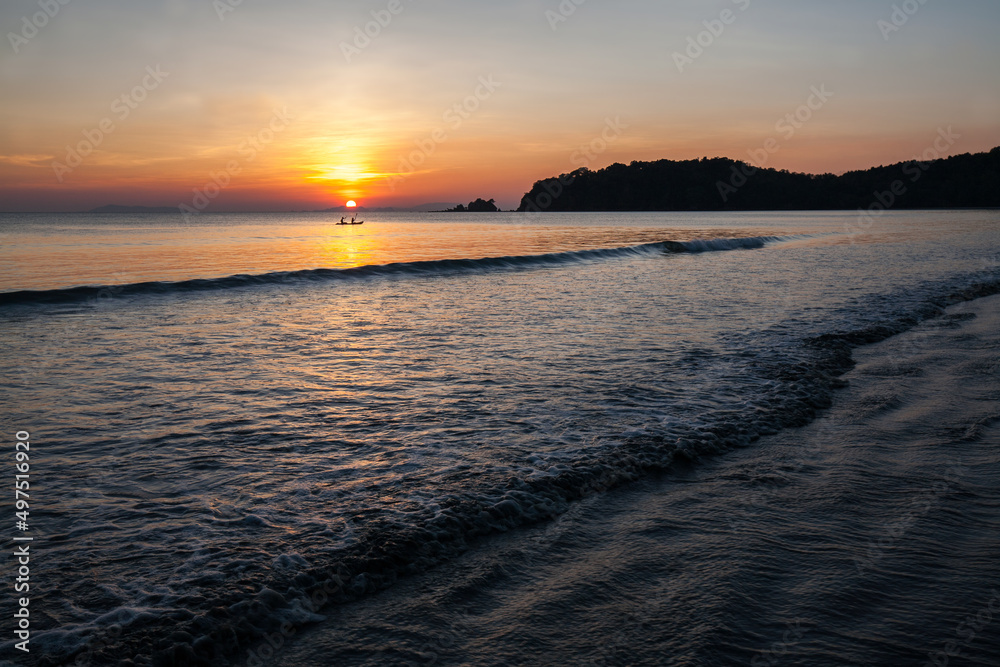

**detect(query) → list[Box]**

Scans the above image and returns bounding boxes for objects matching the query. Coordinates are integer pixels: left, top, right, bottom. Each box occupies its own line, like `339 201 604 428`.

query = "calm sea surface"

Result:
0 210 997 666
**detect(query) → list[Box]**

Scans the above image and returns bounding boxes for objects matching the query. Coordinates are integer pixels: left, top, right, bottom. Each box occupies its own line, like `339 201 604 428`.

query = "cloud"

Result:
0 154 53 168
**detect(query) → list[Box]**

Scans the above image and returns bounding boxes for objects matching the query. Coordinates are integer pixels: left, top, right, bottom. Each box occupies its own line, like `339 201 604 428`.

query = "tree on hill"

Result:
467 198 499 212
445 198 499 212
515 147 1000 212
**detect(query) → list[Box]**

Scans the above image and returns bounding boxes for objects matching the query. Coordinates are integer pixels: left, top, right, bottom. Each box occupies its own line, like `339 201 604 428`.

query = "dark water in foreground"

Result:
0 211 997 666
273 296 1000 667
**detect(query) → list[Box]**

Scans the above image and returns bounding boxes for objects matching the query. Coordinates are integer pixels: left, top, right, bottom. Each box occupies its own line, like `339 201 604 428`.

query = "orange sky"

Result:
1 1 999 211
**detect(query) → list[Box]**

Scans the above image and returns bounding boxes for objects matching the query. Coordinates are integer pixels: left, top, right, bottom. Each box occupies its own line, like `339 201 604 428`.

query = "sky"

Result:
1 0 999 212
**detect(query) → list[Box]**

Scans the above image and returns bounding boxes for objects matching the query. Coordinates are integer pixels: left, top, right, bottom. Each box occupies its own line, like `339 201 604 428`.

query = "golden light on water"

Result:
318 225 380 268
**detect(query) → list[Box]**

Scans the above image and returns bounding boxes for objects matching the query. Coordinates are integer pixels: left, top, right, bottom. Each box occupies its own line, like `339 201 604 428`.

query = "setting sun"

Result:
346 200 357 208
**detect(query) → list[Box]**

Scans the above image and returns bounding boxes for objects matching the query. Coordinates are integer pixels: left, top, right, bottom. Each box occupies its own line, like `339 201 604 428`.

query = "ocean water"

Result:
274 295 1000 667
0 210 998 666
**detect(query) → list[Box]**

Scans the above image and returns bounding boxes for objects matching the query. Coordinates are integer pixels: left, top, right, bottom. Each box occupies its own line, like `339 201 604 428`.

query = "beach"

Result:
270 294 1000 667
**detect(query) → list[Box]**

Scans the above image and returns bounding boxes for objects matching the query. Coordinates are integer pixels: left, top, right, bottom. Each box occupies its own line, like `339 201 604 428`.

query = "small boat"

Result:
336 221 364 225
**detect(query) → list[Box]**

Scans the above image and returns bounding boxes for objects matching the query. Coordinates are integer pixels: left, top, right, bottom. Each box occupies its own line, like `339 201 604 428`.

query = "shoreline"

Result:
9 256 998 666
267 294 1000 667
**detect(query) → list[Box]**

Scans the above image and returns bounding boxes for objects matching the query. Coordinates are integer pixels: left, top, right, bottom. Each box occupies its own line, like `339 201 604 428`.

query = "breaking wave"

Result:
0 235 802 307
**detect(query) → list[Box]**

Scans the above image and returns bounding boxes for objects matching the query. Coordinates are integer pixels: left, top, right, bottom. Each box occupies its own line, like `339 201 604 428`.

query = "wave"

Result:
31 271 1000 665
0 235 800 307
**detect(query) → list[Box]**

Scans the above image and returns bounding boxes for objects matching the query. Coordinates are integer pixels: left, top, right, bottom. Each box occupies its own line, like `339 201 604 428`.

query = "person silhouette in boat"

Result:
340 216 346 223
351 216 356 223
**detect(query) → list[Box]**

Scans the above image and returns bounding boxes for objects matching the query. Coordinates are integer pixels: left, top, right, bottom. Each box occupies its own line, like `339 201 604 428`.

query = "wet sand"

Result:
265 294 1000 666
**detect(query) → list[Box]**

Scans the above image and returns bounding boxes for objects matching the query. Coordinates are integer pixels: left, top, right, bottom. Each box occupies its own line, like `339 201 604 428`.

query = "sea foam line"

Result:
0 235 802 307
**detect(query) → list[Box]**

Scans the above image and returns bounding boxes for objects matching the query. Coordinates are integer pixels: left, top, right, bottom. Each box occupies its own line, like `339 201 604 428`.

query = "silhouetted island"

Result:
517 147 1000 212
446 198 500 212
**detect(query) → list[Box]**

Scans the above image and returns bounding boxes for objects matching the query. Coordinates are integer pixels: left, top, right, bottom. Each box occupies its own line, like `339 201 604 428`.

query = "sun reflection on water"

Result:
317 224 381 269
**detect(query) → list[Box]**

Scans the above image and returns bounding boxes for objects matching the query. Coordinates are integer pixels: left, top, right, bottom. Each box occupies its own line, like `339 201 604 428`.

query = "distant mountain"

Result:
87 205 181 214
412 202 464 212
517 146 1000 212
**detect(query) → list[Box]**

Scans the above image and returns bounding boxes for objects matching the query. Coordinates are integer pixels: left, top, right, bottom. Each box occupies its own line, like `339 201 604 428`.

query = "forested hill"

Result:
516 147 1000 212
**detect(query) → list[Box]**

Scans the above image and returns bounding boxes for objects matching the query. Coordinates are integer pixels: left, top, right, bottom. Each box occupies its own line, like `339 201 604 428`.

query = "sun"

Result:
346 200 357 208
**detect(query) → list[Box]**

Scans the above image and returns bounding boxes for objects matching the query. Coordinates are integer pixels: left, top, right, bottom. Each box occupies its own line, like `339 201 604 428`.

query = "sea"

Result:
1 210 998 667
